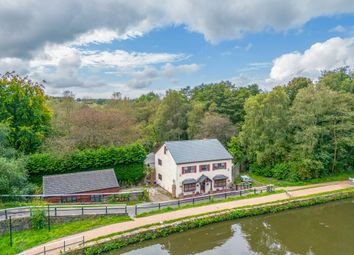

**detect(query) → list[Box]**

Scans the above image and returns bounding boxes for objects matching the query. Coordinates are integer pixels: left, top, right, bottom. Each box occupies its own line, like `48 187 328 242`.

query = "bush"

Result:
249 164 272 177
30 209 47 230
271 163 290 180
114 164 145 185
26 143 146 176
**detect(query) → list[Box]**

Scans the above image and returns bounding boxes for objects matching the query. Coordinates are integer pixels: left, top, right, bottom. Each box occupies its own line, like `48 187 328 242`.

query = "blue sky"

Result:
1 1 354 98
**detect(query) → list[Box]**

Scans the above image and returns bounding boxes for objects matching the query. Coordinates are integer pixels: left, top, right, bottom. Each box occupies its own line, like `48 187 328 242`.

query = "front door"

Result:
200 182 206 193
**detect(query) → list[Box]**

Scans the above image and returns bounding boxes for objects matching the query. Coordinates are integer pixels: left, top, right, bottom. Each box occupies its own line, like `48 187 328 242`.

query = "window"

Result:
213 162 226 170
199 164 210 172
164 146 167 154
158 173 162 180
182 166 197 174
214 179 227 188
158 159 162 166
61 196 77 203
183 183 196 192
91 195 103 202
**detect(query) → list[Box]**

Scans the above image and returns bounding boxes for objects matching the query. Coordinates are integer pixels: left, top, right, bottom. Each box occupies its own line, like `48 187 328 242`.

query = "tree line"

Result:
0 67 353 194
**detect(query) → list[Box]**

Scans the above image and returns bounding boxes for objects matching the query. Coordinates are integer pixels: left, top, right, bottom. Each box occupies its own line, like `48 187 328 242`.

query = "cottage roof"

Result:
165 139 233 164
43 169 119 195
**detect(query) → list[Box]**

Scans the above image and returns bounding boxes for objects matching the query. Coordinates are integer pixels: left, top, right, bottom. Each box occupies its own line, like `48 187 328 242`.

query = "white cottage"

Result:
155 139 233 198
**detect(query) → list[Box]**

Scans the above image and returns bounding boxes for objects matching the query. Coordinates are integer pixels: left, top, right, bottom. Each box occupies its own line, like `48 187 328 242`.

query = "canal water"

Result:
106 198 354 255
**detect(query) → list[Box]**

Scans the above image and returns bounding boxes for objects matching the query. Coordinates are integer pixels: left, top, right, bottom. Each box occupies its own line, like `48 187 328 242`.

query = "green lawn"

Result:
0 215 131 255
248 171 354 187
137 190 284 217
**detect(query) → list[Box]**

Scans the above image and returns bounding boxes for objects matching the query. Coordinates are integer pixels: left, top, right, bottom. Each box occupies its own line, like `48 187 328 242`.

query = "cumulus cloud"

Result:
267 37 354 85
1 0 354 57
126 63 201 88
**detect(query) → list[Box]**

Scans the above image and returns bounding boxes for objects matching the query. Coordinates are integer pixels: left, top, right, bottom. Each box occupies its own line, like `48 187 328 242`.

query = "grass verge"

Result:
0 215 131 255
248 171 353 187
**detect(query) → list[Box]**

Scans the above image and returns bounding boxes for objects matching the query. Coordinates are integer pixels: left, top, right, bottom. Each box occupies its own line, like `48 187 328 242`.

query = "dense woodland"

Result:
0 68 353 194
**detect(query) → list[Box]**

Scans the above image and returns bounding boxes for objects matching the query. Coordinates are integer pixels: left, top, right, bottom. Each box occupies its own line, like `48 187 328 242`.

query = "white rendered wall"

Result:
155 145 177 194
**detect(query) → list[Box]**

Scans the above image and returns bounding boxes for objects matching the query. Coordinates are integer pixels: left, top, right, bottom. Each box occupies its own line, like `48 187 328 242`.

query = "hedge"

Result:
69 190 354 255
114 164 145 185
26 143 146 184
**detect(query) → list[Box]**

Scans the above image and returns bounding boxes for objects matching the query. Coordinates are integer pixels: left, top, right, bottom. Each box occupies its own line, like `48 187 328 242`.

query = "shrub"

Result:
249 164 272 177
30 209 47 230
271 163 289 180
114 164 145 185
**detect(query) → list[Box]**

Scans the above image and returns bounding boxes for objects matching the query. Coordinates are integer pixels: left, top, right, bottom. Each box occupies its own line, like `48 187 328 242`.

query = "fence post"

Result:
30 207 32 217
81 206 84 215
105 206 108 215
135 205 137 215
192 198 195 204
224 193 227 199
5 209 7 220
64 240 66 253
9 216 12 247
254 188 256 194
125 205 127 214
158 203 161 210
47 205 51 231
44 246 46 255
55 207 57 217
82 236 85 246
209 195 211 201
178 200 180 207
240 190 242 196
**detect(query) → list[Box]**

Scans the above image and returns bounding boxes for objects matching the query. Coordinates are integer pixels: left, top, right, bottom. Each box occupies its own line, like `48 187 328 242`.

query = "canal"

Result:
105 198 354 255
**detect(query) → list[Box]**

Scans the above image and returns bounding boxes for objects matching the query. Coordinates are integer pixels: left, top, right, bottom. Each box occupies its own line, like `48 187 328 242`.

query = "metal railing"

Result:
0 204 128 221
134 185 273 215
21 236 85 255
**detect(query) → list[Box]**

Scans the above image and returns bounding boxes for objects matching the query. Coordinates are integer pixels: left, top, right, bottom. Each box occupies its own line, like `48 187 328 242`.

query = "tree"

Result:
240 87 290 167
187 102 206 138
284 77 313 103
227 136 245 167
0 72 52 153
190 82 260 125
289 85 353 178
317 67 354 93
0 157 30 194
154 90 190 141
193 112 235 144
69 106 139 149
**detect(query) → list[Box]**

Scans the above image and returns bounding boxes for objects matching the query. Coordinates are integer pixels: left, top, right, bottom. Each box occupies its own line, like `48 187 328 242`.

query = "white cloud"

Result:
267 37 354 85
70 29 143 46
126 63 201 88
329 25 346 33
1 0 354 57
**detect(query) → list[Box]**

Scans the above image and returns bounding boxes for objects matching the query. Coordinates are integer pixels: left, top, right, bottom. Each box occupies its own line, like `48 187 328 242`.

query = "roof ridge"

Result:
43 168 114 178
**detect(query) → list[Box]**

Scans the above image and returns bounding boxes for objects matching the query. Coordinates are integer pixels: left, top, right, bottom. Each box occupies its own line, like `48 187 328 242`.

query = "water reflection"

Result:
107 199 354 255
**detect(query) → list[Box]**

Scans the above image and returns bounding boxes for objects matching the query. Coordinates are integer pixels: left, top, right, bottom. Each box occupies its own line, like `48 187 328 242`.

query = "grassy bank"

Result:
69 188 354 255
0 215 131 255
137 189 284 217
249 171 353 187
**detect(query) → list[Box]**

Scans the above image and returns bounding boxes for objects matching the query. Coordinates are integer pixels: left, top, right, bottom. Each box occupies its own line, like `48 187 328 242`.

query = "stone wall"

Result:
0 213 127 235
